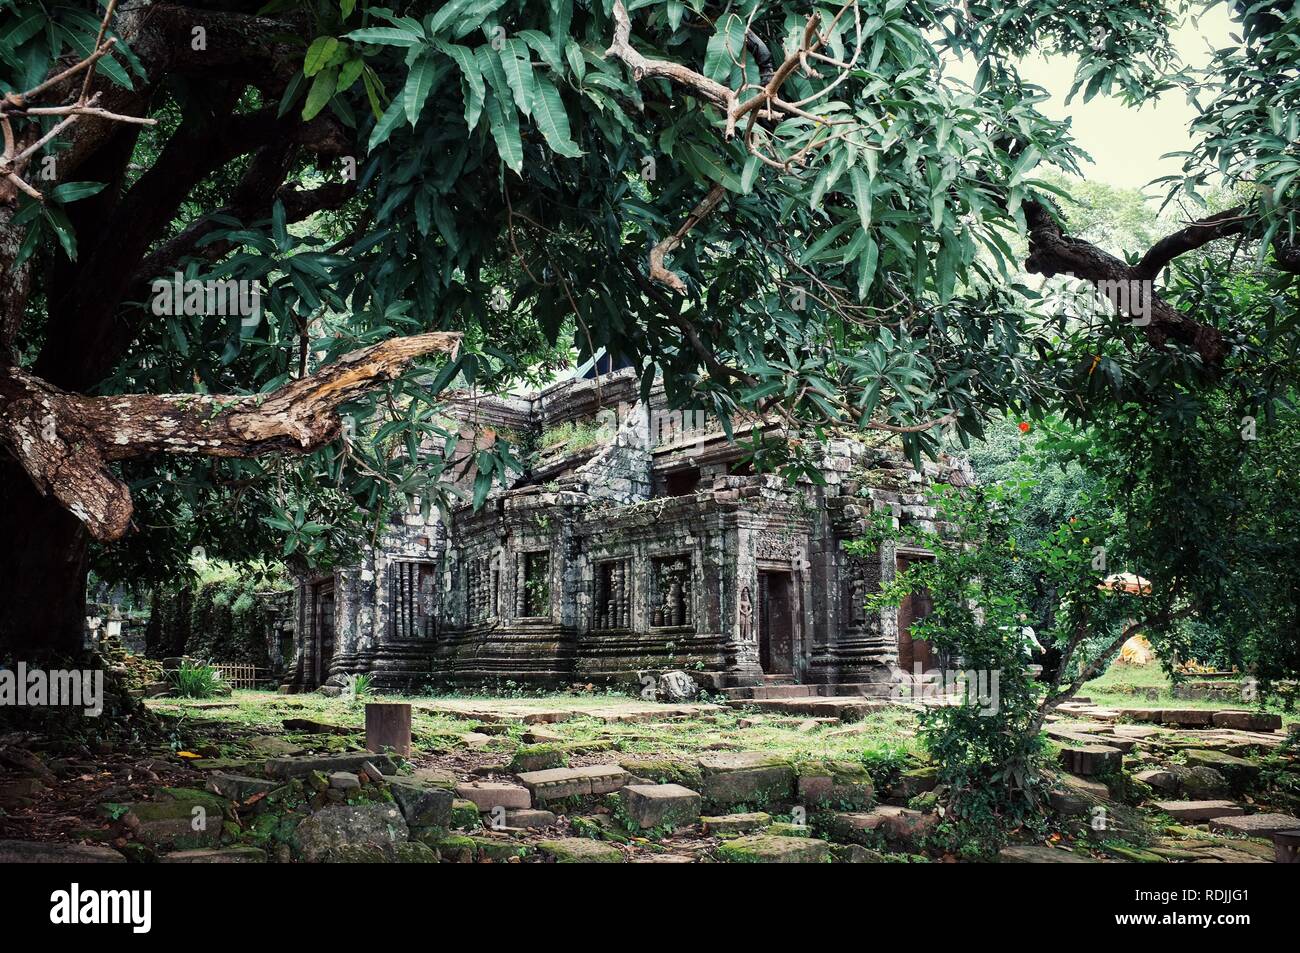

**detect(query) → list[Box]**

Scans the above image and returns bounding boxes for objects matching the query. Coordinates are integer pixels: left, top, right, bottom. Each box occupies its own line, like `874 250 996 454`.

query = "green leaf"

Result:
302 67 337 120
344 27 424 48
337 57 365 92
487 94 523 173
48 181 106 203
518 29 562 72
368 94 405 151
857 235 879 300
681 144 742 193
272 199 288 250
403 51 438 125
303 37 339 77
530 75 581 158
42 206 77 260
565 40 586 81
848 165 873 232
436 41 485 131
499 38 535 118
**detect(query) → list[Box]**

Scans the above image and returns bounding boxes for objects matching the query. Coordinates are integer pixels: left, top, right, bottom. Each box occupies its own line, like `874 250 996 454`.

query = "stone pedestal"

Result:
365 702 412 757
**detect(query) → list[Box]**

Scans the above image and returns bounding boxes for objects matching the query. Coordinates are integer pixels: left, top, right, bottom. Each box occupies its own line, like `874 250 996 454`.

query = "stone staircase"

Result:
721 677 894 701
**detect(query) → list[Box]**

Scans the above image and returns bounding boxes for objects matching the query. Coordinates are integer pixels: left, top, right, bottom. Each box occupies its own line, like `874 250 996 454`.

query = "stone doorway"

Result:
895 554 934 673
312 581 335 686
758 570 795 675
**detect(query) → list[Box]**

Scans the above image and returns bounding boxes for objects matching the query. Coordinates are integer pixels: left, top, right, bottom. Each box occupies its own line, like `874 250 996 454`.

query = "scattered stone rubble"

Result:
1 693 1295 863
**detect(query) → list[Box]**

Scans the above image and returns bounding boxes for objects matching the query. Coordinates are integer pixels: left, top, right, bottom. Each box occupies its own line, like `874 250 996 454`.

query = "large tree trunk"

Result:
0 459 90 661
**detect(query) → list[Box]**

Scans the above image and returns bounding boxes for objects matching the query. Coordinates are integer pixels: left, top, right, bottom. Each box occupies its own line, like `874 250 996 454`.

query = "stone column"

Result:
366 702 412 757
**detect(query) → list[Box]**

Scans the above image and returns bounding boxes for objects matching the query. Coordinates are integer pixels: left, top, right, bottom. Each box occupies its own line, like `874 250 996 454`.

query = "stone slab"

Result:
698 752 795 808
998 845 1099 863
537 837 623 863
160 847 267 863
454 781 531 812
1152 800 1245 823
1160 709 1217 728
717 834 831 863
1210 710 1283 732
1209 813 1300 837
263 752 397 780
1057 744 1123 776
700 812 772 835
517 765 630 802
818 806 937 852
620 783 702 831
0 840 125 863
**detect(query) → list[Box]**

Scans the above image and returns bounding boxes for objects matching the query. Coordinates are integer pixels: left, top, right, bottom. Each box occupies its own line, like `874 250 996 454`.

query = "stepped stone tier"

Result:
285 368 969 693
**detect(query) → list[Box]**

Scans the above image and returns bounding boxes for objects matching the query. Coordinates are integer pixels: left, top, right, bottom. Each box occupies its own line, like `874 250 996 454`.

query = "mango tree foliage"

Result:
1 0 1299 647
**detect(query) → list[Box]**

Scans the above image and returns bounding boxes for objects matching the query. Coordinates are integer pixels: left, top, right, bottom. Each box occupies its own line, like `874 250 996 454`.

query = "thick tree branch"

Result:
605 1 734 110
1024 199 1228 364
0 332 461 542
1132 206 1249 279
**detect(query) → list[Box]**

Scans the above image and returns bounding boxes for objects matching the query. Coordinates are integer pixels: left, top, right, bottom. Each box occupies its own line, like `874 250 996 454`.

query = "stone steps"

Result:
725 696 892 721
721 684 818 700
723 682 894 701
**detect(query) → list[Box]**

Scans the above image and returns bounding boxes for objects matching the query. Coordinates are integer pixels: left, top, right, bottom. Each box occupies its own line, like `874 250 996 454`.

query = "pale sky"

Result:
952 4 1234 194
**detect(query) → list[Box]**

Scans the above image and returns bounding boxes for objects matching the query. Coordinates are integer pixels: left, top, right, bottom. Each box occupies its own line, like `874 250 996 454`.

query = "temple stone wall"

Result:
289 370 968 692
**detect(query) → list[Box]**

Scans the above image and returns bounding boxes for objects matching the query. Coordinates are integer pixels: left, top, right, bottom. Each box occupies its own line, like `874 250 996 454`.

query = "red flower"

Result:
1018 421 1031 433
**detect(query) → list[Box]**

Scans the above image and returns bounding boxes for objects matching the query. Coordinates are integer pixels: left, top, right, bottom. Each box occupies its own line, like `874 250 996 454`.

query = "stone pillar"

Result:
366 702 412 757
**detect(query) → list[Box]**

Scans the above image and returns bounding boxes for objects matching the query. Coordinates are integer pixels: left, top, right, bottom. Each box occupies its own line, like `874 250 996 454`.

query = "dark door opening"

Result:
758 570 794 675
313 582 335 686
896 555 934 673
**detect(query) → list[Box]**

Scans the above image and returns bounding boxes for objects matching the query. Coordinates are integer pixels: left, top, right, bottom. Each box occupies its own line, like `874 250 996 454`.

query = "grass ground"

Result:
149 689 923 771
1080 664 1299 726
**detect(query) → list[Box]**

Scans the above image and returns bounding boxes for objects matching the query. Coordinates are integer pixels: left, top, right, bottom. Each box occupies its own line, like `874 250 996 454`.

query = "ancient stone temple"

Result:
287 368 968 695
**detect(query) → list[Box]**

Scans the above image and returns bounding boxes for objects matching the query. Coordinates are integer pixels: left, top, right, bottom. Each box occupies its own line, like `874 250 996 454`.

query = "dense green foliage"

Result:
2 3 1297 711
146 565 286 666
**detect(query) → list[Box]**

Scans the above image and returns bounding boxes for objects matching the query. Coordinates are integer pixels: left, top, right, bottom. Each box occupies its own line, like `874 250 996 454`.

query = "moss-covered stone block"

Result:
618 783 702 832
571 814 631 843
767 822 811 837
796 760 875 810
508 743 569 773
450 798 483 830
698 752 795 810
125 796 225 849
537 837 624 863
432 834 476 862
717 834 831 863
617 757 703 789
470 836 534 862
700 812 772 835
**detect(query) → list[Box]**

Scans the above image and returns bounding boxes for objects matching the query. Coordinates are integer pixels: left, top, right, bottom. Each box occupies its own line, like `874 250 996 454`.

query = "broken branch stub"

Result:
0 331 461 542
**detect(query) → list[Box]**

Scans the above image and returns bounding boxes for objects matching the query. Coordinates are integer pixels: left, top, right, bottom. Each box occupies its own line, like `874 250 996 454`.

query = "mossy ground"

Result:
146 689 924 775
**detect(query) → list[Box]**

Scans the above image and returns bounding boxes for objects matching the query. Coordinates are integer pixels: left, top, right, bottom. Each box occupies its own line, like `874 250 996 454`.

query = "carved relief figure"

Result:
738 585 754 641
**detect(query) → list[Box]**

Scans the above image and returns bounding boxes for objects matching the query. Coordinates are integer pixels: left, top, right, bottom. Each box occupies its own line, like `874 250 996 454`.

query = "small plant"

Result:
169 661 225 699
343 673 373 705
